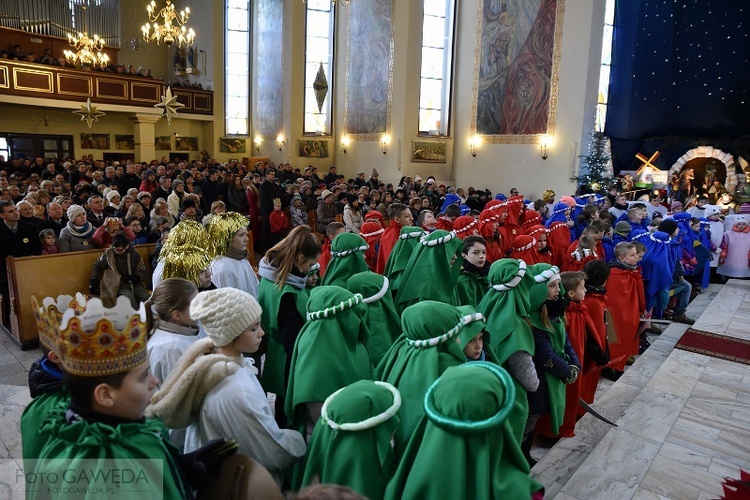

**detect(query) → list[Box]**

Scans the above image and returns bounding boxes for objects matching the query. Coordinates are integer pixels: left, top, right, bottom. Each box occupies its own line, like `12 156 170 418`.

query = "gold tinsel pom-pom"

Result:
161 245 213 286
207 212 249 256
159 220 215 262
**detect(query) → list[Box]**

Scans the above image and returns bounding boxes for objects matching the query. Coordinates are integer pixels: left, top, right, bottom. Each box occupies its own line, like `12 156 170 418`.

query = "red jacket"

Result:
269 210 289 233
604 266 645 371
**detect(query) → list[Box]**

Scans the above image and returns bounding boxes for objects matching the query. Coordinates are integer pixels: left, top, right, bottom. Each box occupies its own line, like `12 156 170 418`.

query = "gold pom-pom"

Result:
207 212 249 256
162 244 213 286
160 220 215 263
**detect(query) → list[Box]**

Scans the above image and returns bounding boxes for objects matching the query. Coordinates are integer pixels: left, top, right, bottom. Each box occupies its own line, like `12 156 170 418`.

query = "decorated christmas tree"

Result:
576 131 613 193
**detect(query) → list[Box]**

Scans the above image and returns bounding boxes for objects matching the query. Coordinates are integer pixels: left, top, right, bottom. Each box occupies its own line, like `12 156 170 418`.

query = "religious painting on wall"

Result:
255 0 284 136
472 0 564 143
176 137 199 151
298 139 329 158
80 133 110 150
345 0 394 139
219 137 247 154
115 135 134 150
155 136 172 150
412 140 447 164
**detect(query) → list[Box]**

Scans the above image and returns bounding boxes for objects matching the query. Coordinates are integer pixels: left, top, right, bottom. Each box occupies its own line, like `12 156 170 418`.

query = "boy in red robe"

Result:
604 242 646 379
360 221 384 272
579 259 610 411
375 203 412 274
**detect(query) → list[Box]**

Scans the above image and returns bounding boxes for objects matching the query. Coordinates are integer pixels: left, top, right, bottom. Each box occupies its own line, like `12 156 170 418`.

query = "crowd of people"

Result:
10 151 750 498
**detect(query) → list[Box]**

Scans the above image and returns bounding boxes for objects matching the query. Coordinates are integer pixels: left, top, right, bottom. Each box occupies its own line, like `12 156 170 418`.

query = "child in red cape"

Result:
478 209 505 263
604 242 646 377
375 203 412 274
453 215 479 239
360 221 384 272
561 235 599 272
579 259 610 412
528 225 552 264
548 221 572 268
509 234 537 265
319 222 344 277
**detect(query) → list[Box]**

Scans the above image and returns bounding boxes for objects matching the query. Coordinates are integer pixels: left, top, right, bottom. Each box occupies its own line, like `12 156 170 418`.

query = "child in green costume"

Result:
383 226 427 294
476 258 539 445
298 380 401 499
321 232 370 287
523 263 581 465
454 235 491 307
345 271 401 367
258 225 322 424
285 286 373 440
377 300 480 452
456 304 498 363
385 362 544 500
30 296 236 499
394 229 463 313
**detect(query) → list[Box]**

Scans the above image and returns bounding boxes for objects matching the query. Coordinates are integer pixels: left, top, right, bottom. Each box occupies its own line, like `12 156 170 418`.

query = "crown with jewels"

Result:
32 293 87 354
56 295 148 377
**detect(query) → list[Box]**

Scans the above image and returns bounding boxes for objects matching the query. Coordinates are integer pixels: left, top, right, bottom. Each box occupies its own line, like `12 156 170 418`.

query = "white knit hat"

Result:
67 204 85 222
189 288 262 346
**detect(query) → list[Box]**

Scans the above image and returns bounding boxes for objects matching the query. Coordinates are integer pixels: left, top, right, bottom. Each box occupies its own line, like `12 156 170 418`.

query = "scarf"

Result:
153 318 199 337
225 246 248 260
66 220 94 239
461 258 491 277
609 259 638 271
258 257 307 289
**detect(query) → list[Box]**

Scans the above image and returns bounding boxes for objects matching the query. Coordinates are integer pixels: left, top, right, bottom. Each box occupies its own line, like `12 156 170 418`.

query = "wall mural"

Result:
345 0 394 138
255 0 284 137
472 0 564 143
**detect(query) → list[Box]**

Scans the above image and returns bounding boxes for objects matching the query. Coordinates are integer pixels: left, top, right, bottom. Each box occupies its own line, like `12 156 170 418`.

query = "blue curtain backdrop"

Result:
605 0 750 172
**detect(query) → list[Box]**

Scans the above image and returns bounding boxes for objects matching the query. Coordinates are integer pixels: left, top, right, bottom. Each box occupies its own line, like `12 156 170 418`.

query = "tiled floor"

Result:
533 280 750 500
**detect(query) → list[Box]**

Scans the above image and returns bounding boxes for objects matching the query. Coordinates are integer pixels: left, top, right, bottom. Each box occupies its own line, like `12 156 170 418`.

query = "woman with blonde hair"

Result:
150 198 175 227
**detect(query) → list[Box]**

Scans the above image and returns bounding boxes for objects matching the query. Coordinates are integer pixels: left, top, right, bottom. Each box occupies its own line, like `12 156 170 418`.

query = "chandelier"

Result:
142 0 195 47
64 4 109 68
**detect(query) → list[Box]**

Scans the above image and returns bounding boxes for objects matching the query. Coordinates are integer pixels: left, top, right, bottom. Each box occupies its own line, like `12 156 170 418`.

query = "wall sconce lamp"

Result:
540 134 552 160
380 134 390 154
276 133 285 151
341 135 351 154
254 136 262 153
469 135 482 157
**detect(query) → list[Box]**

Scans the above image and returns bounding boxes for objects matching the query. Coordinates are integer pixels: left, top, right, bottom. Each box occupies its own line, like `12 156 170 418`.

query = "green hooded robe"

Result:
345 271 402 367
21 388 69 471
385 362 544 500
394 230 463 313
321 233 370 287
299 380 401 499
476 258 535 442
383 226 427 293
376 300 470 451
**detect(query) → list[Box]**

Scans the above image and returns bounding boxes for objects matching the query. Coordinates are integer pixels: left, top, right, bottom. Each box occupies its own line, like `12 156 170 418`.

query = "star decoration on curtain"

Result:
73 98 106 128
313 63 329 113
155 86 185 125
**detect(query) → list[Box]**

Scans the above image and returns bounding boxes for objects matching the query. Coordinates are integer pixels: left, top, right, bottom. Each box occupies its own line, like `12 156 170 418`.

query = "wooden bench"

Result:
6 244 156 350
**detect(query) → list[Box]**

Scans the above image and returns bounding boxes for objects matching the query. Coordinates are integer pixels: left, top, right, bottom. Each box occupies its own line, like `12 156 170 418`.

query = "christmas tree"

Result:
576 131 613 193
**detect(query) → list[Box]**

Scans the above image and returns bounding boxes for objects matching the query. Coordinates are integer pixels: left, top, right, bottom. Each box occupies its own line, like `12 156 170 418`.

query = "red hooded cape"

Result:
579 291 608 410
548 222 572 268
604 266 645 371
375 220 402 274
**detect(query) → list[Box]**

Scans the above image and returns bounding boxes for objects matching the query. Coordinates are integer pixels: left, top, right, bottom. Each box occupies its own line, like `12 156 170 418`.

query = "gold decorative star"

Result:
155 86 185 125
73 98 106 128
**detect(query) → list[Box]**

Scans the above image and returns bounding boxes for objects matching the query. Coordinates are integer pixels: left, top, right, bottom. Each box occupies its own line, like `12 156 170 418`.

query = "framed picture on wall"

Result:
412 140 447 163
80 133 110 150
115 135 134 150
176 136 199 151
299 139 329 158
219 137 247 153
155 136 172 150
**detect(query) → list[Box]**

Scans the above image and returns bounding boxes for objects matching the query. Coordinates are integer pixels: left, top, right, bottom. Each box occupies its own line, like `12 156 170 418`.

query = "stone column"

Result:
130 114 162 163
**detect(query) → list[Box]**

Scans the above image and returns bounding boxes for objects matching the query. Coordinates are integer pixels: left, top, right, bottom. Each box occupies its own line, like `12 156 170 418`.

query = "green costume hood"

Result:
455 304 498 363
385 362 543 500
376 300 471 450
322 233 370 287
383 226 427 291
345 271 402 367
394 230 463 312
300 380 401 499
285 286 373 426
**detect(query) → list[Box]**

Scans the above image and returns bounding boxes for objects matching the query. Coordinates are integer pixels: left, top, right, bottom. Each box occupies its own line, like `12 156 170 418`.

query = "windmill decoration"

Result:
313 63 329 114
634 150 660 187
155 86 185 125
73 98 106 129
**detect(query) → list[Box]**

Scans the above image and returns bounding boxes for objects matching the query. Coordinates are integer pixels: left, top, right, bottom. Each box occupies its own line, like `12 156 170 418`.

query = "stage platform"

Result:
532 280 750 499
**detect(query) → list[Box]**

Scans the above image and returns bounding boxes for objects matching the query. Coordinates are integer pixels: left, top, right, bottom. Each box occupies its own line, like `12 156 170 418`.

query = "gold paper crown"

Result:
56 296 148 377
207 212 249 255
161 244 213 285
160 219 215 260
32 293 87 354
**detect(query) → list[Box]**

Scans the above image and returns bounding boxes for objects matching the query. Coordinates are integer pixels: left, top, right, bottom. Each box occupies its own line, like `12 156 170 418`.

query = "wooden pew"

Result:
6 244 156 350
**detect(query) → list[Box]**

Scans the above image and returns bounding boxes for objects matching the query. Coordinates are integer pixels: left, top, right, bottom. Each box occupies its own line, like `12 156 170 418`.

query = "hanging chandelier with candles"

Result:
64 3 109 69
142 0 196 47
